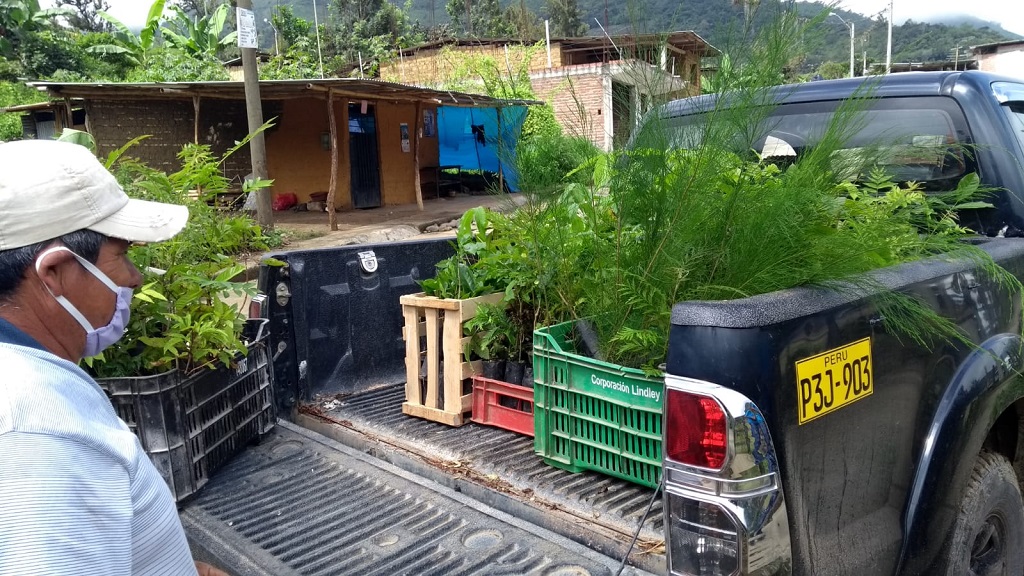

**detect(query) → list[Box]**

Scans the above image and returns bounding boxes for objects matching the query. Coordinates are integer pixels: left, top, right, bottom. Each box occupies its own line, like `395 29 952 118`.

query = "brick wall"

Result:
381 43 563 86
530 69 608 150
86 98 280 187
977 47 1024 73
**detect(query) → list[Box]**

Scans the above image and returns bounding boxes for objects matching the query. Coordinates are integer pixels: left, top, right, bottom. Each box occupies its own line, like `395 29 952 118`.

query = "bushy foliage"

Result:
83 134 274 378
124 48 229 82
0 81 45 141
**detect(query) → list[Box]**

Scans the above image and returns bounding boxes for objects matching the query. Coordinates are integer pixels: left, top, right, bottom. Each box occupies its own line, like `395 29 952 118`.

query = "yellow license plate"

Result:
795 338 873 425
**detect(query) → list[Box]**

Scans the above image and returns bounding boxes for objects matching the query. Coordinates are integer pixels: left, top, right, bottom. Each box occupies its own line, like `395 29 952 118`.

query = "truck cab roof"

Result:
662 70 1024 117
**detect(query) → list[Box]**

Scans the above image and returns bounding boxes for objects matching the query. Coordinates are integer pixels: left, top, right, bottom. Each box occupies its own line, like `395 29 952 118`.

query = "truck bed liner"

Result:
297 384 665 566
182 421 654 576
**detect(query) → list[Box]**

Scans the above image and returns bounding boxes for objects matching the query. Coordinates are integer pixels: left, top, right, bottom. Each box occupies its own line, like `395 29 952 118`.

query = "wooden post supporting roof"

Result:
326 89 339 231
192 95 200 144
414 101 423 211
340 96 350 215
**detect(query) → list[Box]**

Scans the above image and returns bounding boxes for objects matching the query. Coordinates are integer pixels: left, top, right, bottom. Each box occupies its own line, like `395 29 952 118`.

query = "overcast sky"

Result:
43 0 1024 36
830 0 1024 34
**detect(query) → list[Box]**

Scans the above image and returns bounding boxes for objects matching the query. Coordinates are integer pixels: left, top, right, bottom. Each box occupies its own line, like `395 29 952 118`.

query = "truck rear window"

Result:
658 96 973 191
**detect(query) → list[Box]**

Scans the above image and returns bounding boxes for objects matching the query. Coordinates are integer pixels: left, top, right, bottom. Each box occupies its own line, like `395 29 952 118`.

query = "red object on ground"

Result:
272 193 298 211
471 376 535 437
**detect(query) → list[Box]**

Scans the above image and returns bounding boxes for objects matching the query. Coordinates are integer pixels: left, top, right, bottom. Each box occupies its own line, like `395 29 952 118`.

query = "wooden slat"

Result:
399 293 462 310
457 292 505 320
424 308 439 409
442 308 464 414
402 402 466 426
462 360 483 379
460 393 473 413
403 306 421 405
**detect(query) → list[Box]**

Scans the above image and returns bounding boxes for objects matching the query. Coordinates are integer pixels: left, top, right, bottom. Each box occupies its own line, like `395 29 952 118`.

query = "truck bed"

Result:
293 384 666 574
182 420 655 576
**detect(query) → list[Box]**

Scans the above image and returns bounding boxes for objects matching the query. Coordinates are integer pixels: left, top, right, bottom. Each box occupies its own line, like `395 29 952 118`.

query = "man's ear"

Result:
31 247 76 298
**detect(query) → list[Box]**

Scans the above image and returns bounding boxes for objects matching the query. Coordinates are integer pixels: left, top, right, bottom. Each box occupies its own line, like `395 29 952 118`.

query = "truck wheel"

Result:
940 451 1024 576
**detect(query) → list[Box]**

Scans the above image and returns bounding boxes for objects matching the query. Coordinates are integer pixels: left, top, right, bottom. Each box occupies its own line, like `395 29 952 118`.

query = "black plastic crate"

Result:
98 320 276 503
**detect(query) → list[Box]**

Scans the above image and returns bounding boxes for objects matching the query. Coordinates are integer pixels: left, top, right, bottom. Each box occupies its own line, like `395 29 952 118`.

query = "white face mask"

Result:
34 246 133 358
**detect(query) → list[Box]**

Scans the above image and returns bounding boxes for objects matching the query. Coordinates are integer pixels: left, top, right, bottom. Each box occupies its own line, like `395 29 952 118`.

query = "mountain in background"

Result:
254 0 1021 68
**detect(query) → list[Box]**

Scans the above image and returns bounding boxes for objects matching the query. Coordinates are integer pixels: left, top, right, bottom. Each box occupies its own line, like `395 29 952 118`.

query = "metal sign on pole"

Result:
236 0 273 231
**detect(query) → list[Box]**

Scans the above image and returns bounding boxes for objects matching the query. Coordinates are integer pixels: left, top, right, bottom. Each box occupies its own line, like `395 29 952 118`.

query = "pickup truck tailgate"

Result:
181 421 651 576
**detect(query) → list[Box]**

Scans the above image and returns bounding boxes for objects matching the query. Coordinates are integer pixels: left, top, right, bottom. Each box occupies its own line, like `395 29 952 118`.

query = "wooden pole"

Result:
237 0 273 231
414 102 424 211
496 107 504 193
192 95 200 144
63 97 73 129
326 89 339 231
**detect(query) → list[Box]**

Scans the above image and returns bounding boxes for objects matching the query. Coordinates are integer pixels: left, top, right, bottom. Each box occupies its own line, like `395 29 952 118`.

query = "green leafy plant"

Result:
161 2 236 59
83 128 275 379
87 0 165 67
419 207 502 299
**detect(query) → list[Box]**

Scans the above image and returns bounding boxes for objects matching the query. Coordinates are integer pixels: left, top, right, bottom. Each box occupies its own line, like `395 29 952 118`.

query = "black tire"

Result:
939 451 1024 576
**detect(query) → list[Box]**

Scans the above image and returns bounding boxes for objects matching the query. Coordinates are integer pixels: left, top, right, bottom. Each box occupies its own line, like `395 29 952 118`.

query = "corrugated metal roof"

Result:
24 78 540 107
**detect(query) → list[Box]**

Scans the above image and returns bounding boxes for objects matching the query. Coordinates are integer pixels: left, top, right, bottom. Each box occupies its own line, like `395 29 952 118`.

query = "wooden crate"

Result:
400 292 504 426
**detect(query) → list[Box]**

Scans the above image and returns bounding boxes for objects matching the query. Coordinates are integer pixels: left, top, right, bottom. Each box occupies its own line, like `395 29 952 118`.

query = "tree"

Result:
544 0 586 38
87 0 166 67
270 5 310 51
162 2 237 58
0 0 71 60
446 0 515 37
505 0 542 41
815 60 846 80
322 0 422 76
170 0 220 18
55 0 109 32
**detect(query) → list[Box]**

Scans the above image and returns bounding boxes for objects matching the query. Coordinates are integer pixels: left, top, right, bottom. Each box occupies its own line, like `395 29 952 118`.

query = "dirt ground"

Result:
229 192 522 314
269 192 523 252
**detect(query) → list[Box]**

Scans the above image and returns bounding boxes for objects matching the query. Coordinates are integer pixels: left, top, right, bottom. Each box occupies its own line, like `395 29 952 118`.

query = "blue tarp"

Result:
437 106 528 192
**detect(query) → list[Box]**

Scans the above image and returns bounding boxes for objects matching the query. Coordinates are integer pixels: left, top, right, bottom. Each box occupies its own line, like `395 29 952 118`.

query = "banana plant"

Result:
86 0 166 67
0 0 71 58
161 2 237 58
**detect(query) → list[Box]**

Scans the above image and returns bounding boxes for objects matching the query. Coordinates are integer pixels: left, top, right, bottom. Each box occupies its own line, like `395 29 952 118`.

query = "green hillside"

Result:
255 0 1020 68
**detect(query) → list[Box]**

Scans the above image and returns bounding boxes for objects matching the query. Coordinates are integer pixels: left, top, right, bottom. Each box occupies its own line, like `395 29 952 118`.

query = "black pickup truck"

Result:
222 70 1024 576
660 71 1024 576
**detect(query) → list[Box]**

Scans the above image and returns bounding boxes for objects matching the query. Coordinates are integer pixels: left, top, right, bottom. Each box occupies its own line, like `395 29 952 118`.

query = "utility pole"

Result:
235 0 273 231
832 13 855 78
312 0 324 78
885 0 893 73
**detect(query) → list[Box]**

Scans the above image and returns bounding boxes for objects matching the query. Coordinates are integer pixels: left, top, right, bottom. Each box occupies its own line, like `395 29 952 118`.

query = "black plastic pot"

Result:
504 361 524 387
522 365 534 388
482 360 506 380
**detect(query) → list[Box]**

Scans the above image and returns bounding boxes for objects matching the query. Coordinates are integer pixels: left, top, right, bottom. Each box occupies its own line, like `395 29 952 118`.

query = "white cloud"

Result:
827 0 1024 35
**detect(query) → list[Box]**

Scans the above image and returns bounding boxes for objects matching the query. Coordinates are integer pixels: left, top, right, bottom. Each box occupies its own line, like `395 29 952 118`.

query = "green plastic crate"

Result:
532 320 664 488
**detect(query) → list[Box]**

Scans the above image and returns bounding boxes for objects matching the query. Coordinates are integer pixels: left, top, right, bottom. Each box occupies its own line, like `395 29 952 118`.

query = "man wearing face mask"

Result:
0 140 226 576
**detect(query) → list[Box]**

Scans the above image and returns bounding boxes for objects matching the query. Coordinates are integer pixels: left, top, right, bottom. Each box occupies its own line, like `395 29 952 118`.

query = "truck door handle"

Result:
870 315 885 326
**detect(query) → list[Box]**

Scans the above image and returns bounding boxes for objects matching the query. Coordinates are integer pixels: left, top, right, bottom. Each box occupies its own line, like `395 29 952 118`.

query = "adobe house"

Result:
10 79 531 210
379 32 719 151
971 40 1024 75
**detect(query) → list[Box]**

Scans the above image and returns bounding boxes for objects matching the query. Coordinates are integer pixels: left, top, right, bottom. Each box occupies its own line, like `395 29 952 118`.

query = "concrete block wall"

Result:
86 99 272 187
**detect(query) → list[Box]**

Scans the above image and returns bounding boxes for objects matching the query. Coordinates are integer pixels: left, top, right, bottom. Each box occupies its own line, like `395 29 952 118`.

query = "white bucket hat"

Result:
0 139 189 250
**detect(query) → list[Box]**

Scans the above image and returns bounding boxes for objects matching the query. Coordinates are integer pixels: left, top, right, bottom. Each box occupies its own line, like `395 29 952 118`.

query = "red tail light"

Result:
665 389 728 470
249 293 268 319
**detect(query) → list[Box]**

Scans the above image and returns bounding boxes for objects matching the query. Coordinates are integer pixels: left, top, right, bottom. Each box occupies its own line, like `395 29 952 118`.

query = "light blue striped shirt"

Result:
0 322 196 575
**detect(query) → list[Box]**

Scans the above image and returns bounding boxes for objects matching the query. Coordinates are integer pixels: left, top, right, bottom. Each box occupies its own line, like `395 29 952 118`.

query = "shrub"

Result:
86 136 273 378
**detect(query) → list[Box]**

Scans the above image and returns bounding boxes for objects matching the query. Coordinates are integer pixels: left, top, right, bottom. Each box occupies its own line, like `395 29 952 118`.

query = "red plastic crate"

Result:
471 376 535 437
